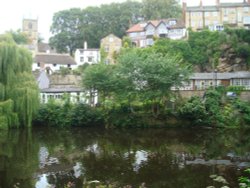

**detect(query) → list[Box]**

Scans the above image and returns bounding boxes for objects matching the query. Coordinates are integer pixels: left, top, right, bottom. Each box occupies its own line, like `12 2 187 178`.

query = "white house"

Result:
74 42 100 66
35 71 98 105
33 53 77 73
126 19 186 48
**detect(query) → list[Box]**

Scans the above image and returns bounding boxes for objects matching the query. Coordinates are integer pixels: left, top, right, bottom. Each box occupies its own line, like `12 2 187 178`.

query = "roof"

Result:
126 19 185 33
126 24 145 33
101 33 121 42
77 48 100 52
38 42 57 53
186 6 219 12
35 53 76 65
190 71 250 80
41 87 83 93
186 2 250 12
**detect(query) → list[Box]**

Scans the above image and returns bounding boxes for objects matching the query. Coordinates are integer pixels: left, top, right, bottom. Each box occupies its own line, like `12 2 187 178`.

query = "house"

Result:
126 19 186 48
33 53 77 73
174 71 250 90
35 71 98 105
183 0 250 31
74 41 100 66
100 34 122 64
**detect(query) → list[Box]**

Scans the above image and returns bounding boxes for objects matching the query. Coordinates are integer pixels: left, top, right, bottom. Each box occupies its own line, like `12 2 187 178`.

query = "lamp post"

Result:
215 69 217 87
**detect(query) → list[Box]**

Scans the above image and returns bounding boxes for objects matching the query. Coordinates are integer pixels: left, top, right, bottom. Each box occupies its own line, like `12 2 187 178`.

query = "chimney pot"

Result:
84 41 87 50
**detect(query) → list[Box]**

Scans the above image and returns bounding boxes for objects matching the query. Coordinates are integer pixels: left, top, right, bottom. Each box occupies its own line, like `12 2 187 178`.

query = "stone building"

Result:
183 0 250 31
100 34 122 64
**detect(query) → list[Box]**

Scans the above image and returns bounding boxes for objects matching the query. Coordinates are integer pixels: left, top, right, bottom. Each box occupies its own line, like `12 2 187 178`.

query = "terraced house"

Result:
183 0 250 31
126 19 186 48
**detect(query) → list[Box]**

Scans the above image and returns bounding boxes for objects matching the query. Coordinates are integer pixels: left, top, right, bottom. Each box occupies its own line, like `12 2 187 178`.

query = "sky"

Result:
0 0 245 42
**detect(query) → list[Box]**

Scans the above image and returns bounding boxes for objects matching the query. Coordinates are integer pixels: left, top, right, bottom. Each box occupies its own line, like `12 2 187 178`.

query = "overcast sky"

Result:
0 0 244 42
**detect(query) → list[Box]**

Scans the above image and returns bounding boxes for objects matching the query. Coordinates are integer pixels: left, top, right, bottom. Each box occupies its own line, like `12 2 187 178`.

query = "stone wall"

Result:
177 90 250 102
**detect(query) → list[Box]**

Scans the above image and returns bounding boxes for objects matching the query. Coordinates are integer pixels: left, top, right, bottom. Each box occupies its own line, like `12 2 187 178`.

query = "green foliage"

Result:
178 96 208 126
239 169 250 188
233 100 250 125
142 0 181 20
49 0 181 53
5 29 29 44
0 35 39 128
34 100 103 127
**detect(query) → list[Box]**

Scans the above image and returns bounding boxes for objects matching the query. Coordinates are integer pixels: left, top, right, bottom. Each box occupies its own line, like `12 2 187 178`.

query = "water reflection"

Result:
0 127 249 188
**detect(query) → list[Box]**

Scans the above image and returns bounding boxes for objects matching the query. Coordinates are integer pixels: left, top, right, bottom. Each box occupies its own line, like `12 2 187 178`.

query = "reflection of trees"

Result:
0 130 39 188
1 127 248 187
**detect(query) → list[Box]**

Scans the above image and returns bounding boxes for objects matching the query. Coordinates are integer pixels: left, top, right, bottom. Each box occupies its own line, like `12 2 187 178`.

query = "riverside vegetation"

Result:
35 28 250 128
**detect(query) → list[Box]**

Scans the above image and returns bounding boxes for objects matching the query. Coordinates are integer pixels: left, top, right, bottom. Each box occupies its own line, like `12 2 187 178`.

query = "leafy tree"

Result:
142 0 181 20
0 35 39 128
82 63 118 106
50 8 84 55
5 29 29 44
49 1 142 54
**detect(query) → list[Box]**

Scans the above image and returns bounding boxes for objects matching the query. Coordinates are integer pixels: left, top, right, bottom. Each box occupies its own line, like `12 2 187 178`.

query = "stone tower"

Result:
22 18 38 54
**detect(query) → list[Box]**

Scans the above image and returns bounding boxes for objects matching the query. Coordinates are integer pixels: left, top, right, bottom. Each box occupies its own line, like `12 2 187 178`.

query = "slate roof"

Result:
38 43 57 53
35 53 76 65
186 2 250 12
126 19 185 33
190 72 250 80
41 87 83 93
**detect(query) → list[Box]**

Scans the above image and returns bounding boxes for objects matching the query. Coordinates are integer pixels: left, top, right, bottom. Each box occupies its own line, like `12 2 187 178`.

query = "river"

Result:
0 127 249 188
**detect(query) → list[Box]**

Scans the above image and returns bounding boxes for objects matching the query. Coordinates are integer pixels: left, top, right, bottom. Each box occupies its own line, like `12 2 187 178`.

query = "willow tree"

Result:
0 34 39 129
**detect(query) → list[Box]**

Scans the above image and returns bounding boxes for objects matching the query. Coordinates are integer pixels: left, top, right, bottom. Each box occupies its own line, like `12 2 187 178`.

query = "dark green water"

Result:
0 127 249 188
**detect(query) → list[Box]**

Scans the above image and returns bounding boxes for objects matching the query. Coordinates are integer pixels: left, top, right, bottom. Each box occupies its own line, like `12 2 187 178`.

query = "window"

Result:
146 38 154 46
53 64 57 67
169 20 177 25
233 79 241 86
242 79 250 86
28 22 33 29
244 7 249 13
68 64 71 68
191 21 196 27
88 57 93 62
105 46 109 52
104 59 110 65
205 12 210 17
224 8 228 16
109 37 114 42
205 20 210 26
80 57 84 62
37 62 40 67
213 12 218 17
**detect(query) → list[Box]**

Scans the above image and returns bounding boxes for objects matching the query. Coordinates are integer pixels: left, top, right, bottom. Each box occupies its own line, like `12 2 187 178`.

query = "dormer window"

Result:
53 64 57 67
169 20 177 26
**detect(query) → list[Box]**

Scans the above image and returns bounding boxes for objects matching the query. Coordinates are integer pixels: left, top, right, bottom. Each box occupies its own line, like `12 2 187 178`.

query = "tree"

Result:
49 1 142 53
5 29 29 44
0 35 39 129
49 8 84 55
82 63 118 106
142 0 182 20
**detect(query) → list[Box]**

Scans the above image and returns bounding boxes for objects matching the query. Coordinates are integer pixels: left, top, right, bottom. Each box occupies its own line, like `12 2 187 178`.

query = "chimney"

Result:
84 41 87 50
182 2 187 26
216 0 220 5
248 0 250 4
199 0 203 7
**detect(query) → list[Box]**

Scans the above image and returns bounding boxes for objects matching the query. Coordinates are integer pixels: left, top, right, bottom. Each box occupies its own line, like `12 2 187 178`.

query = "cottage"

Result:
33 53 76 73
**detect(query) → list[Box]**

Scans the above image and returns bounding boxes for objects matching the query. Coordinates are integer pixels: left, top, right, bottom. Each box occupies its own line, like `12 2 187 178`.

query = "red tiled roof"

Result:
126 24 144 33
126 19 185 33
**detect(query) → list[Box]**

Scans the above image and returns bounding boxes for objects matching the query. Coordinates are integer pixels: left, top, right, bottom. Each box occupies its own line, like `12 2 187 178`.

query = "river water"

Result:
0 127 249 188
